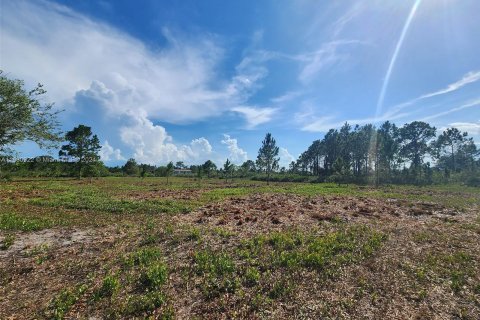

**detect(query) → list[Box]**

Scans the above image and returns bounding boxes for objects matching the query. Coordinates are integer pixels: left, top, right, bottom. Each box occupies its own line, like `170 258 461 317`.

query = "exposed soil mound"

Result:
184 194 464 235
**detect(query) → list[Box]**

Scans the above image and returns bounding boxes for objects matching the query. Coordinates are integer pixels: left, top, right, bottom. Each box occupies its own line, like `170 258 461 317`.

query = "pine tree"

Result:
256 133 279 184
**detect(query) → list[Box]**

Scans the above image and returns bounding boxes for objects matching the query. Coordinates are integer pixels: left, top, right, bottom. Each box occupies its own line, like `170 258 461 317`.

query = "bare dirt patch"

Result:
181 193 465 236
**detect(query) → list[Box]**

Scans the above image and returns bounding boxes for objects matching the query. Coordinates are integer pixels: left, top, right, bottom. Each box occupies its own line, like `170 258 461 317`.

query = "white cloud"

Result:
297 40 363 83
119 112 212 164
419 71 480 100
99 140 125 162
448 120 480 136
232 106 278 129
221 134 248 164
1 0 270 126
383 71 480 119
279 147 295 168
448 121 480 136
421 99 480 121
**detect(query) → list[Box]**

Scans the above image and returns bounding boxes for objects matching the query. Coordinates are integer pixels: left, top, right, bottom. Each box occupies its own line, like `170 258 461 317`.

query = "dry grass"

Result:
0 177 479 319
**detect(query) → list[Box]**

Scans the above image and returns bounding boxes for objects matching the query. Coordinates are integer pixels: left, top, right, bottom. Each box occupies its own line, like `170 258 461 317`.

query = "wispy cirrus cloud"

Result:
297 40 364 84
421 98 480 122
383 70 480 119
232 106 278 129
447 121 480 136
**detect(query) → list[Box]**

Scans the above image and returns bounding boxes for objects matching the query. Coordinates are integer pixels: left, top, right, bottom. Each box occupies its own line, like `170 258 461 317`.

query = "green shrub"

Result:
96 274 120 298
140 263 168 289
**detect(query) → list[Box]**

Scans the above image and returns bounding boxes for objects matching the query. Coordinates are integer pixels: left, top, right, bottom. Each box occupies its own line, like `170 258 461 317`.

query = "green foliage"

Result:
122 158 139 176
140 262 168 289
0 71 61 154
124 247 162 267
59 125 101 178
0 212 52 231
194 250 235 276
256 133 280 184
47 284 88 320
243 266 261 287
96 274 120 298
124 292 167 316
202 160 217 178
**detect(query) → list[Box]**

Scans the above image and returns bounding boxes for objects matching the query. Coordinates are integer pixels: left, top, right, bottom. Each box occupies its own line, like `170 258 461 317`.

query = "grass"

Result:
0 212 53 231
1 177 479 319
46 284 88 320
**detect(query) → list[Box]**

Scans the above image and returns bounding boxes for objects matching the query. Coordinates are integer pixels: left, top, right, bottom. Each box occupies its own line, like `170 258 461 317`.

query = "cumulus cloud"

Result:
221 134 248 164
279 147 295 168
1 0 271 125
99 140 125 162
119 112 212 164
232 107 278 129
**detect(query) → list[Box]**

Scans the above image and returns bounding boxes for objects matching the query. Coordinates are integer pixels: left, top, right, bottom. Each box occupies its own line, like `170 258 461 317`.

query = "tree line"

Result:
1 71 479 185
294 121 479 185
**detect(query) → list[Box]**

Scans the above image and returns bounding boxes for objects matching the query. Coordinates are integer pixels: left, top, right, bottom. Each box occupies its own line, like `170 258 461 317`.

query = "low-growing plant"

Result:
47 284 88 320
244 266 261 287
124 292 167 316
140 262 168 290
0 234 14 250
95 274 120 298
124 247 162 267
0 212 52 231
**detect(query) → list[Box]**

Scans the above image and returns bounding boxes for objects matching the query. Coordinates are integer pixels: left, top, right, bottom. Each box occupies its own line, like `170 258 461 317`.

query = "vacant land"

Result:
0 177 479 319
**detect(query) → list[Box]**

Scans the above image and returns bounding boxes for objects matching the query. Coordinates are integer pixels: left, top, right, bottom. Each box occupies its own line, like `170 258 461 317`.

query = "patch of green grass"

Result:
416 251 476 293
240 226 386 275
0 234 15 250
194 250 235 276
194 249 239 299
123 247 162 267
268 278 293 299
243 266 261 287
95 274 120 299
211 227 235 238
0 212 53 231
28 188 193 215
124 292 167 316
186 226 202 241
46 284 88 320
140 262 168 290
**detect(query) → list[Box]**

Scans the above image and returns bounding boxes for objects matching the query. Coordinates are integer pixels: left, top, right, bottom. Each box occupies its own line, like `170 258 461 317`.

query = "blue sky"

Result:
1 0 479 167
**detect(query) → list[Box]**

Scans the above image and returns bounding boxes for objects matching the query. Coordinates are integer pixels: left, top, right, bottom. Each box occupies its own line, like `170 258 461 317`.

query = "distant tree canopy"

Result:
0 71 62 155
123 158 139 176
59 125 101 178
296 121 479 185
202 160 217 178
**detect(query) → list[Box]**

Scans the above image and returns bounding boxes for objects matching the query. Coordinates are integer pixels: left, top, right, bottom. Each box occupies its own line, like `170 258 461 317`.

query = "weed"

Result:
124 292 167 316
268 278 293 299
140 262 168 289
124 247 162 267
244 266 261 287
46 284 88 320
194 250 235 276
0 234 14 250
0 212 52 231
95 274 120 298
186 226 202 241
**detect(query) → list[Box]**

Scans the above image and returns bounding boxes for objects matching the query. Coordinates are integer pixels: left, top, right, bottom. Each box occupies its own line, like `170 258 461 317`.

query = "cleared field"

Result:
1 177 479 319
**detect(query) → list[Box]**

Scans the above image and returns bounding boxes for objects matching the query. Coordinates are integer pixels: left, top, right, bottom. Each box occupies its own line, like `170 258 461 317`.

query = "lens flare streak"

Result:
375 0 422 117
